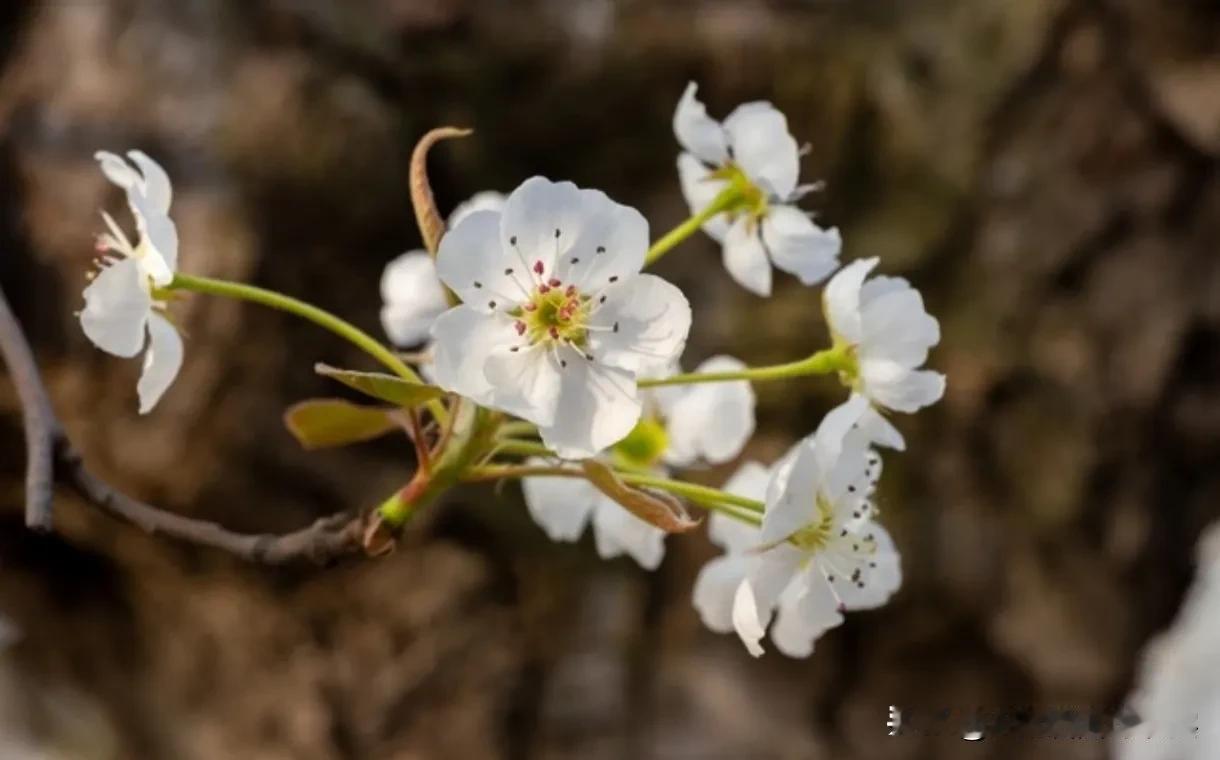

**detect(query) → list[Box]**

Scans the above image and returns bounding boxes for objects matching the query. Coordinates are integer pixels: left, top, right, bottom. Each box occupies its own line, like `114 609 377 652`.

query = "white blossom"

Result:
521 354 756 568
429 176 691 459
693 395 901 657
1116 523 1220 756
80 150 183 414
380 192 506 347
824 257 946 415
674 82 841 297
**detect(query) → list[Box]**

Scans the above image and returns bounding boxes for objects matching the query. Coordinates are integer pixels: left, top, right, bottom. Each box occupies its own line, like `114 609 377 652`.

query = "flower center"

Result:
790 495 836 552
512 277 592 348
711 163 769 220
612 416 669 470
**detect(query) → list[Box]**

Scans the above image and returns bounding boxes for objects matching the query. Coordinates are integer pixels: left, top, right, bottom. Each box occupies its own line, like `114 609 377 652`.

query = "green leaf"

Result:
315 363 446 407
284 398 400 450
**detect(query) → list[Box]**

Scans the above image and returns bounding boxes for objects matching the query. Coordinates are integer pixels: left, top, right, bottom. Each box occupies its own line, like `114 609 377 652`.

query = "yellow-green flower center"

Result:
790 495 836 552
711 163 770 222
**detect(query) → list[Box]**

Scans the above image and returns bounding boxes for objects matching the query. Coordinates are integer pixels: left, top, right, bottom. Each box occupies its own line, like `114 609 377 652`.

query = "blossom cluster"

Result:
78 83 945 659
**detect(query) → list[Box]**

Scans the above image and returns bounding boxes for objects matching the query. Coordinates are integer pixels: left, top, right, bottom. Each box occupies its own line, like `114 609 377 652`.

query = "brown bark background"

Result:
1 0 1219 758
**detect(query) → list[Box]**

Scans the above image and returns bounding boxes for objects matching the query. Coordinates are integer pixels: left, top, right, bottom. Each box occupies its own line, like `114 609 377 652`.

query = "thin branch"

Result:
0 285 58 530
0 283 368 564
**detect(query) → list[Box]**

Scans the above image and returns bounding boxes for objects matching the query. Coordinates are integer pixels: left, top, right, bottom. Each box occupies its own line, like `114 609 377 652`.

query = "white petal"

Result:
497 177 587 282
80 257 152 358
834 523 902 610
859 361 946 413
723 102 800 199
555 189 648 292
521 465 599 542
724 460 771 503
760 439 821 545
128 192 178 283
761 205 840 286
662 355 756 467
694 555 750 633
746 543 804 616
722 216 772 297
448 190 505 228
586 274 691 374
592 499 667 570
677 153 730 242
771 570 844 658
822 257 878 345
732 580 768 657
94 151 141 191
811 394 870 486
859 274 910 306
435 210 522 312
673 82 729 165
483 343 563 426
137 312 183 414
537 353 642 459
379 251 450 346
707 510 761 556
859 285 941 369
429 306 514 406
126 150 173 215
856 400 906 451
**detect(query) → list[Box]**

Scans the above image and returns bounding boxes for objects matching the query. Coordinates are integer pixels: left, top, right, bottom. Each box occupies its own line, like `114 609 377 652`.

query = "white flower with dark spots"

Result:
80 150 183 414
693 395 901 658
429 176 692 459
521 355 756 568
824 257 945 414
380 192 506 347
674 82 841 297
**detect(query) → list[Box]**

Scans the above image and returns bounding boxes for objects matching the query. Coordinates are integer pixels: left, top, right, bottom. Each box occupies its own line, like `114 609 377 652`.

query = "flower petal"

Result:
128 192 178 283
521 463 599 542
694 555 750 633
429 306 513 406
592 499 667 569
856 400 906 451
732 580 767 657
859 361 946 413
126 150 173 215
449 191 505 228
137 312 183 414
673 82 729 165
556 189 649 292
823 257 878 345
761 205 840 286
94 151 141 192
677 153 731 242
834 523 902 611
379 251 450 346
708 512 761 558
80 257 152 358
723 102 800 199
435 209 521 312
734 544 803 657
860 285 941 369
497 177 587 283
759 439 820 545
663 355 756 467
586 273 691 374
483 342 563 427
537 351 642 459
722 216 772 297
770 570 844 658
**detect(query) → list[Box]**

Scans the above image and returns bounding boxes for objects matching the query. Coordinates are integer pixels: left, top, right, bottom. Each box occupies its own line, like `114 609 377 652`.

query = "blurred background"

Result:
1 0 1219 758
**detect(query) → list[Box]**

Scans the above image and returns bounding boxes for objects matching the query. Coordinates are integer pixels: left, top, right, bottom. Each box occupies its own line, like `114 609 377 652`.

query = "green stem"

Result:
497 421 539 439
644 186 743 266
171 273 448 424
462 464 764 525
639 345 851 388
494 440 554 459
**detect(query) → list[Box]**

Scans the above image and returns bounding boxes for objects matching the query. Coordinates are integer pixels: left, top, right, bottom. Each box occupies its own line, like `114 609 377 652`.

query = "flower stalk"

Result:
639 344 852 388
644 185 743 266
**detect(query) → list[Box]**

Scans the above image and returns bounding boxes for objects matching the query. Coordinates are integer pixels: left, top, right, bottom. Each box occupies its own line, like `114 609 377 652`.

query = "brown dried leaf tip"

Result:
410 126 474 256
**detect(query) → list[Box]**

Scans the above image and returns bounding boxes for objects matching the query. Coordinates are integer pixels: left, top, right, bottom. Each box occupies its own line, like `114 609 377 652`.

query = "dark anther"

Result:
488 300 497 309
505 268 513 275
570 258 580 264
510 235 518 245
612 321 619 333
510 346 520 352
599 295 607 303
608 276 618 283
596 246 606 254
561 360 568 368
554 228 561 238
473 281 483 288
848 485 856 493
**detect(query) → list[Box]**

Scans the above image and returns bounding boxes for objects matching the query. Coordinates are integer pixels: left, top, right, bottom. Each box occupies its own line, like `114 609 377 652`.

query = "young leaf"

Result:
315 363 446 407
284 398 400 450
581 460 701 534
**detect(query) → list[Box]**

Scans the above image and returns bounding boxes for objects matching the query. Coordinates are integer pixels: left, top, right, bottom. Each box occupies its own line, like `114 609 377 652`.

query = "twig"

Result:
0 283 367 564
0 286 57 530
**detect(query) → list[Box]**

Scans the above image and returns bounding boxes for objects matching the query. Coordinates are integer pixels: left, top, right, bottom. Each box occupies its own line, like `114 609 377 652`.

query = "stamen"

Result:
548 278 561 288
515 321 526 336
533 260 545 275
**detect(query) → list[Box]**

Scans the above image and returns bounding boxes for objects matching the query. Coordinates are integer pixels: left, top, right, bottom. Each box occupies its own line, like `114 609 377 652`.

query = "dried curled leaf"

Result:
284 398 400 450
315 363 446 408
581 460 701 534
410 126 473 255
